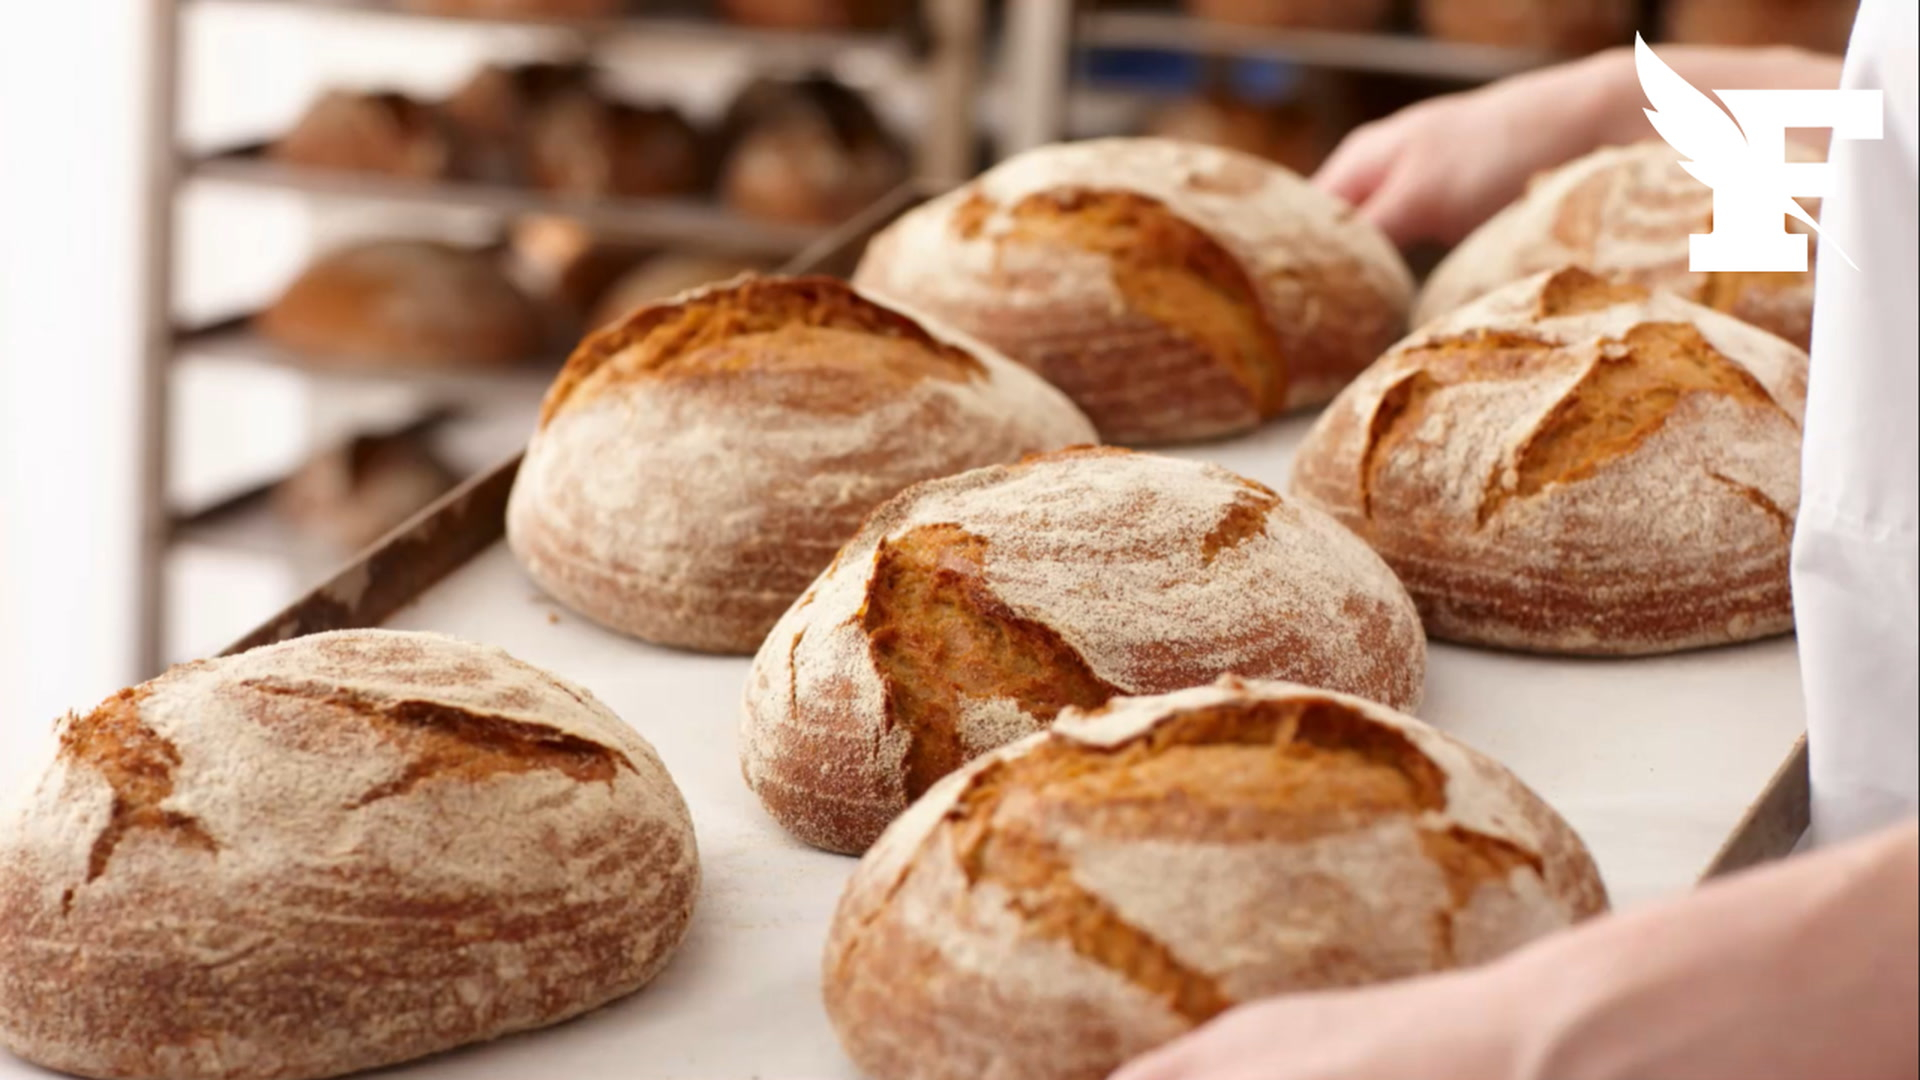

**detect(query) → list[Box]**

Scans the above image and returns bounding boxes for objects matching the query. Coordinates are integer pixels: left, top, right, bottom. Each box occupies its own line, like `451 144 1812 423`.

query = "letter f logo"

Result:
1636 34 1883 272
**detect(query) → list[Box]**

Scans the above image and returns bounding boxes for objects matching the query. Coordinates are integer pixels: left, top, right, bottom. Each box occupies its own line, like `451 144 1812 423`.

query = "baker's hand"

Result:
1313 51 1633 248
1108 968 1520 1080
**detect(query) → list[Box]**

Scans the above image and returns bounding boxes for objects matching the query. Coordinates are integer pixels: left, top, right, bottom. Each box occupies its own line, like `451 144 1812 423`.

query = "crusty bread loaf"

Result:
588 253 767 330
1182 0 1392 30
506 215 653 322
271 90 455 180
852 137 1414 445
718 0 899 29
1662 0 1857 52
506 275 1097 656
273 430 460 552
824 677 1607 1080
0 630 698 1080
256 239 546 370
1292 267 1807 655
717 77 907 225
1417 0 1632 52
526 93 704 199
1417 140 1819 349
742 446 1428 855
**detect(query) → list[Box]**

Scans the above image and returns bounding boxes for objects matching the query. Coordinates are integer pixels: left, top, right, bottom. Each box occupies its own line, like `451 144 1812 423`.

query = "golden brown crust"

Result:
717 78 906 225
255 240 546 370
852 138 1412 445
508 276 1097 654
1294 267 1807 655
824 679 1606 1080
743 448 1427 854
1418 141 1818 349
0 630 697 1080
526 94 704 198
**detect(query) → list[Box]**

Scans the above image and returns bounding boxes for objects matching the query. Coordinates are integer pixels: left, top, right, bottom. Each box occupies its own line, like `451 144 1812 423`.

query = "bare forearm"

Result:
1505 819 1920 1080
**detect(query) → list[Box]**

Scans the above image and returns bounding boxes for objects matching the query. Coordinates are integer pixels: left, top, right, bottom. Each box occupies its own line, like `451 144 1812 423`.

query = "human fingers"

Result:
1312 116 1407 209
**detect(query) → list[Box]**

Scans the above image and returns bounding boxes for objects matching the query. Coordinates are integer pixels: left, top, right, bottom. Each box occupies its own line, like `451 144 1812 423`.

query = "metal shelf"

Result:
1076 11 1561 83
189 149 838 257
176 316 564 401
187 0 910 65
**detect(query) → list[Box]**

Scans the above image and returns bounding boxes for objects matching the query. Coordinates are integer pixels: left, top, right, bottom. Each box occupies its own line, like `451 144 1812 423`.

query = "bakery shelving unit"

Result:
136 0 988 678
997 0 1585 154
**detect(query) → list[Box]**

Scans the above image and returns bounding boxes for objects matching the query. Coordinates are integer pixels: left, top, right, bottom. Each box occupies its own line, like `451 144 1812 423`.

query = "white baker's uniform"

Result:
1797 0 1920 846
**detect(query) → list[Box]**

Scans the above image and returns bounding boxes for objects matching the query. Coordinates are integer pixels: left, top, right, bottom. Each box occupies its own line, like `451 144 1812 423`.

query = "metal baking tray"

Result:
0 179 1811 1080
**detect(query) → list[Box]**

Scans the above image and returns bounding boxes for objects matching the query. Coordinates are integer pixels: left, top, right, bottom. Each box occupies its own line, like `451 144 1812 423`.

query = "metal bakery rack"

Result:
136 0 991 677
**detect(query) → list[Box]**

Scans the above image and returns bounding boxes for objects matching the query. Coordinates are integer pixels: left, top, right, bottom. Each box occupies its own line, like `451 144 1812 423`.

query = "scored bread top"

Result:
824 677 1606 1080
538 274 991 427
508 275 1097 653
853 138 1413 432
743 446 1426 852
0 629 698 1080
1291 266 1807 653
1416 140 1818 346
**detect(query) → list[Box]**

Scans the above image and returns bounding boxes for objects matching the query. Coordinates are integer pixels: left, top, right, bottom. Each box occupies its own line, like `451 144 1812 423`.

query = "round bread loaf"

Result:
851 137 1414 444
271 90 455 180
824 677 1608 1080
1292 266 1807 655
442 62 595 185
0 630 698 1080
257 240 546 370
589 252 767 330
272 430 460 552
1417 140 1819 349
718 77 907 225
1182 0 1391 30
1417 0 1631 52
742 445 1428 855
526 93 704 199
506 275 1097 655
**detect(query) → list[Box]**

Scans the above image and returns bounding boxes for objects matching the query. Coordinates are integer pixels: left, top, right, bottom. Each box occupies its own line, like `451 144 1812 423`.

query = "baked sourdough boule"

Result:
852 137 1413 445
824 677 1608 1080
271 89 456 180
743 445 1428 855
1292 267 1808 655
507 275 1097 655
256 239 546 370
1417 140 1819 349
0 629 698 1080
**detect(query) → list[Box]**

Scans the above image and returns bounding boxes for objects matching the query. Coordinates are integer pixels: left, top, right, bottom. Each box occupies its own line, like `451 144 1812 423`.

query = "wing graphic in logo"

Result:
1635 33 1854 270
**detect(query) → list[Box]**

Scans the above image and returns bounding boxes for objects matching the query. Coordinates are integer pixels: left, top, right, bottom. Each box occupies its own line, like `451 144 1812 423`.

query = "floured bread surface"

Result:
507 274 1097 655
0 629 699 1080
742 446 1427 854
1293 267 1807 655
1417 140 1819 348
823 677 1607 1080
852 137 1413 444
255 239 546 370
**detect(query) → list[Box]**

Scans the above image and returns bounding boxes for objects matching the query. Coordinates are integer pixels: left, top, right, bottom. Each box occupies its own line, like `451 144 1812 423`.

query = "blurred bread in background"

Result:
718 75 908 224
1661 0 1858 52
273 430 461 552
256 239 547 370
402 0 627 16
1141 92 1331 176
717 0 902 30
1417 0 1633 52
1182 0 1393 32
272 90 457 180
